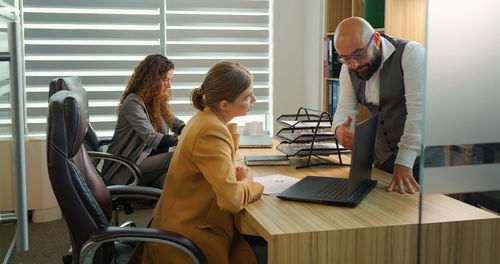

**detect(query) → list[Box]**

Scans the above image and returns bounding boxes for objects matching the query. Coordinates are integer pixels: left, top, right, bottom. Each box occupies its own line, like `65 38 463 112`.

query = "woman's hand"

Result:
236 166 254 182
169 135 179 146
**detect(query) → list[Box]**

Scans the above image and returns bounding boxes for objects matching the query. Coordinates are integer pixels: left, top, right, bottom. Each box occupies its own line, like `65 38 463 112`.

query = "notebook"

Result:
277 115 378 207
239 135 273 148
244 155 290 166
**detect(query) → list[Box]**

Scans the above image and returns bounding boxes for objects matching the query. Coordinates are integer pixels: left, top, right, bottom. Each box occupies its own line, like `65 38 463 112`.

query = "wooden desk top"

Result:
237 142 499 239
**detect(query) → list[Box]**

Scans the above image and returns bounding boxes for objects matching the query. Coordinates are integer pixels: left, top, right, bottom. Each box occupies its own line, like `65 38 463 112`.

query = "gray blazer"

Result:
102 93 185 185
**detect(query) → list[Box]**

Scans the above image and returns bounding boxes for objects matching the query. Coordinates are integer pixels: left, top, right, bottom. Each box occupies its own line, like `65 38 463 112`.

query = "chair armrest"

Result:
119 221 136 228
87 151 141 186
107 185 162 200
80 227 207 264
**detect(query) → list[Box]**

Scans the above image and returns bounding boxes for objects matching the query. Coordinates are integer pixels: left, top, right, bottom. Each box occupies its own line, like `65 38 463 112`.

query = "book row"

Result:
323 35 342 78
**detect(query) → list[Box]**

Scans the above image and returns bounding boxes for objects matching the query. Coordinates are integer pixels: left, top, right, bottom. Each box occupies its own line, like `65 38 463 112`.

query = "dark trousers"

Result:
137 151 174 189
244 235 268 264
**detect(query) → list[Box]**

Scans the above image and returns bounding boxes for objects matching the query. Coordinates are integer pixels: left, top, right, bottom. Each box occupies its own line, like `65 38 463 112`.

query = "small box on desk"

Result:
244 155 290 166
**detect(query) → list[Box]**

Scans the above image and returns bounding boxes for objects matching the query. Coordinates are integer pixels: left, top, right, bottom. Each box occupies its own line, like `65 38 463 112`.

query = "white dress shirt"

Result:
332 36 425 168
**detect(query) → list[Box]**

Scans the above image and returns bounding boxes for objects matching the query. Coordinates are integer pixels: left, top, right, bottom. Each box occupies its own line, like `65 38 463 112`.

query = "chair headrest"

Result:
47 86 89 158
48 76 83 98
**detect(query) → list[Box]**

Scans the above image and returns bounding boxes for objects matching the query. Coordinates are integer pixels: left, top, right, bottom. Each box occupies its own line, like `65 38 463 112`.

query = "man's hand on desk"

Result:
335 116 354 150
387 164 420 194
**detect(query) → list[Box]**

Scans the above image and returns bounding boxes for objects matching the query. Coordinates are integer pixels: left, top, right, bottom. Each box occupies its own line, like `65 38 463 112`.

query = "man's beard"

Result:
354 48 382 81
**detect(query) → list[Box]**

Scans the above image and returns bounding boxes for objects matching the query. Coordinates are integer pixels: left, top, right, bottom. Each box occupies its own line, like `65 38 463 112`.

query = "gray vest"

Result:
348 34 408 167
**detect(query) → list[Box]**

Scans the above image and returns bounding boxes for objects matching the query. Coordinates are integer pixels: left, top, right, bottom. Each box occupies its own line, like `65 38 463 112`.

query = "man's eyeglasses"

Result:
337 34 374 65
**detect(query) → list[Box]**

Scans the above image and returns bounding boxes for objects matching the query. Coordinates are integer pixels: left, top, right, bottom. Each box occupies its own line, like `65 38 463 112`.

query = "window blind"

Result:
22 0 161 137
0 0 16 137
164 0 271 133
21 0 271 138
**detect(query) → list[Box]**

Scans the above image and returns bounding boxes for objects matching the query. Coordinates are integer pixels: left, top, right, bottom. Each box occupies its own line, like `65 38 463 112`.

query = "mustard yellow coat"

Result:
141 107 264 264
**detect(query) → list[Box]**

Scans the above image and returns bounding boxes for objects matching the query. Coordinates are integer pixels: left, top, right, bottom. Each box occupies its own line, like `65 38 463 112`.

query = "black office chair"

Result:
46 87 206 264
48 76 140 186
470 192 500 214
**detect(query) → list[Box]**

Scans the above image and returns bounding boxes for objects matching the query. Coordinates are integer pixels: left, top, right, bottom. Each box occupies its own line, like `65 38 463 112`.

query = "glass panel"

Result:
420 0 500 262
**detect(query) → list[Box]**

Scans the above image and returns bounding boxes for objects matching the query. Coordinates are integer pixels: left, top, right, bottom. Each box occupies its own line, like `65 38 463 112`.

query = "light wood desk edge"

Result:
236 142 500 264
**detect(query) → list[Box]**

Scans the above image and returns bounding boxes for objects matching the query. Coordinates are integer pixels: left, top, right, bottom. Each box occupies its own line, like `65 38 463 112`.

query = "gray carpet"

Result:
1 207 153 264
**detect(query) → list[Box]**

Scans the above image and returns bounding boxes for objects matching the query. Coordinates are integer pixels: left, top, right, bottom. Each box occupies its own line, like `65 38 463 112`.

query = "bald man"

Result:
332 17 442 195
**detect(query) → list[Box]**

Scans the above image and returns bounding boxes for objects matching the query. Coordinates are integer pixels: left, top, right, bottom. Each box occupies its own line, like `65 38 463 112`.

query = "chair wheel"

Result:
62 254 72 264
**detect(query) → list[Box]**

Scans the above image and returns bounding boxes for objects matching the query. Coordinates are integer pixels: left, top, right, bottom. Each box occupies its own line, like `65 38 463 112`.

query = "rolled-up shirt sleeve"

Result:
395 41 424 168
332 64 359 135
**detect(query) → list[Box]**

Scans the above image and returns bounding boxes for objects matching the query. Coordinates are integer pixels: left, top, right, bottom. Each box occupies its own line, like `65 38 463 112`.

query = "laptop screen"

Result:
347 115 378 195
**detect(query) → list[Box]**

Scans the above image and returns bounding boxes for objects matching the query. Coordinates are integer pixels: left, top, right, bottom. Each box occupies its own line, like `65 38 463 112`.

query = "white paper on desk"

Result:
254 174 300 195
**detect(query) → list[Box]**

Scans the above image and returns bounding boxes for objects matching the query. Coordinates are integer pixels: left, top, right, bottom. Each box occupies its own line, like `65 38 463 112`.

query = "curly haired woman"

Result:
102 54 185 188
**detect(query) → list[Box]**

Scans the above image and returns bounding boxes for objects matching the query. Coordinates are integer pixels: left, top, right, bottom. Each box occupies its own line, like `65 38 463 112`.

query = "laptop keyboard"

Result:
312 178 348 200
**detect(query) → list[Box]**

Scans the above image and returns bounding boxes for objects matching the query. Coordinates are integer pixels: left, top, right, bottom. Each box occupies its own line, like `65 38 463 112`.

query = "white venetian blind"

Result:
21 0 271 138
0 0 16 137
164 0 271 132
23 0 162 137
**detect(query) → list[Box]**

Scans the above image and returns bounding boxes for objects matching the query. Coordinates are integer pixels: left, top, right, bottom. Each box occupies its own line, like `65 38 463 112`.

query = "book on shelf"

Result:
327 80 339 116
327 35 333 78
323 36 328 78
324 35 341 78
328 80 333 115
333 80 339 112
244 155 290 166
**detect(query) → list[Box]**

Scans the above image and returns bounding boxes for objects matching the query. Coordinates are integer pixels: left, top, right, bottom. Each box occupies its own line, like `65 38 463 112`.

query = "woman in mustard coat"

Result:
141 61 264 264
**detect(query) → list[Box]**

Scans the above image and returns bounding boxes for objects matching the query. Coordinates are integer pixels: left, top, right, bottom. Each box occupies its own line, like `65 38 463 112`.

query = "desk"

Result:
236 144 500 264
0 138 61 223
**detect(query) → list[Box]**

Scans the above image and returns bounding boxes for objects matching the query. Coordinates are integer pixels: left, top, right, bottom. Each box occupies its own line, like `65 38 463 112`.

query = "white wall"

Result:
272 0 323 135
303 1 324 110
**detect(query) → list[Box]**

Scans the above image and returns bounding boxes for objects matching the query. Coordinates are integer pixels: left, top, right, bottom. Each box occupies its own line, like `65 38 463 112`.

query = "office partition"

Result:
420 0 500 261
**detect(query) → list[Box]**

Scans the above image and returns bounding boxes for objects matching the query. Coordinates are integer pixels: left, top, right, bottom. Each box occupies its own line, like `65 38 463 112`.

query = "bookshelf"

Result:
323 0 369 124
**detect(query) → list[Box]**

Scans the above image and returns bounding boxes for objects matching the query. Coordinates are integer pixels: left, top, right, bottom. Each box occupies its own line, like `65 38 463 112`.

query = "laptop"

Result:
239 135 273 148
277 115 378 207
